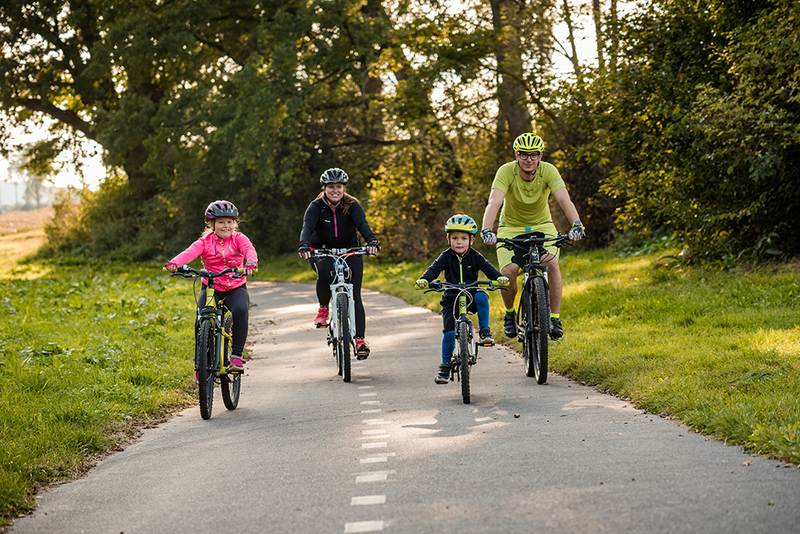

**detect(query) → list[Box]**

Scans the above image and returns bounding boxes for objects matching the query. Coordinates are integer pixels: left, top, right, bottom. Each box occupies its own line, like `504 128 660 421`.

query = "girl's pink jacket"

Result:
166 231 258 292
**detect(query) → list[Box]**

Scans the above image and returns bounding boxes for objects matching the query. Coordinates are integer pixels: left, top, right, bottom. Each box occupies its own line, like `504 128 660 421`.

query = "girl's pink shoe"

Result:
228 356 244 372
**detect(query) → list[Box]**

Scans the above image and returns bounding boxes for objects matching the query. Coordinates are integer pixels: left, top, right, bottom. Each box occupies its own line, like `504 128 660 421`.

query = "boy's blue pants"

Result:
441 291 490 365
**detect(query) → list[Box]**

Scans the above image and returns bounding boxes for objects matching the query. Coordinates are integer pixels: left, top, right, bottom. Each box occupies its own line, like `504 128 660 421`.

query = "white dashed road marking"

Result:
362 418 388 425
344 520 385 533
347 376 390 533
356 471 390 483
351 495 386 506
360 457 387 464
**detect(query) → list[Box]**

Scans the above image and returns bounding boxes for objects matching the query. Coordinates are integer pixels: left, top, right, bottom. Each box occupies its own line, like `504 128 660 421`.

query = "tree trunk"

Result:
561 0 584 84
608 0 618 73
489 0 533 145
592 0 606 71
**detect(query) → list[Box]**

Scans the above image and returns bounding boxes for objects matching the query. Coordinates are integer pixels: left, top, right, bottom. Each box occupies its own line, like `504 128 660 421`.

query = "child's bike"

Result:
310 246 370 383
421 280 504 404
497 233 570 384
170 265 245 419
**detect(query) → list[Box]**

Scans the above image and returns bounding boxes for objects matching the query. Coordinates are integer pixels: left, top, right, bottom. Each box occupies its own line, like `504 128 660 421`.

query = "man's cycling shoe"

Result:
549 317 563 340
314 307 329 328
228 356 245 373
503 312 517 338
355 338 371 360
435 364 451 384
477 328 495 347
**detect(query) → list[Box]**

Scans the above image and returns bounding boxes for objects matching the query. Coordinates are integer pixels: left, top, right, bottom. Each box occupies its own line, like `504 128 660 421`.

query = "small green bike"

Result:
171 266 244 420
421 280 504 404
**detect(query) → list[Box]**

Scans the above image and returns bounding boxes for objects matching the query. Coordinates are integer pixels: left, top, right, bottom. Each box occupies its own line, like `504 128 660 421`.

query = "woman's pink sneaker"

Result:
314 307 330 328
355 338 370 360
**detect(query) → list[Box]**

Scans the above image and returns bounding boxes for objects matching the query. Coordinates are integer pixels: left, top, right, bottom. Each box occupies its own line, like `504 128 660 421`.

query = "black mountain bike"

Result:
171 266 244 419
422 280 503 404
497 234 569 384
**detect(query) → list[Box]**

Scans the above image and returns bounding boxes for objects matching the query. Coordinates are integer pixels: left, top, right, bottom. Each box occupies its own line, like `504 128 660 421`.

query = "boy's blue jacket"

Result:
420 248 502 303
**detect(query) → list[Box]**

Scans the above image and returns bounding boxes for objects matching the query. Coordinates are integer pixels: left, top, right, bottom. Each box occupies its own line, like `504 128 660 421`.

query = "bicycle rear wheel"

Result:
196 320 216 419
220 314 241 410
458 321 471 404
336 292 351 383
531 276 550 384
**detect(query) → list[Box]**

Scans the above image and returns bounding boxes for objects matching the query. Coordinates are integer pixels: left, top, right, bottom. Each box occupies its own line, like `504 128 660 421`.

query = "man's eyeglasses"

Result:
516 152 542 160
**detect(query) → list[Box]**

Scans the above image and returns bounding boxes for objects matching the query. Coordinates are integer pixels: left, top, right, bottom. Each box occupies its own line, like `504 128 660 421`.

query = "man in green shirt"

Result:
480 133 585 339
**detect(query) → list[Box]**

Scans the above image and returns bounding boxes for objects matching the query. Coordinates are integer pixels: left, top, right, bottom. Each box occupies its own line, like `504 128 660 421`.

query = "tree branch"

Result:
14 98 95 139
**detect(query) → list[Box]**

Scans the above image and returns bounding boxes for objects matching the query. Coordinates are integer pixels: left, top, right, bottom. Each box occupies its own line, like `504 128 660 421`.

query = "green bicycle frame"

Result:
199 285 233 376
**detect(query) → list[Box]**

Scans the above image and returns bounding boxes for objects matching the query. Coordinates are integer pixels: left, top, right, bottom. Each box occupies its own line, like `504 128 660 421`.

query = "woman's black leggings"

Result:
312 255 365 338
210 285 250 356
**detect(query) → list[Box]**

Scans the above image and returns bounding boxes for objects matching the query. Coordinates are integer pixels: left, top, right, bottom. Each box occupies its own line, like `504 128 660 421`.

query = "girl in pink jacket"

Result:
165 200 258 372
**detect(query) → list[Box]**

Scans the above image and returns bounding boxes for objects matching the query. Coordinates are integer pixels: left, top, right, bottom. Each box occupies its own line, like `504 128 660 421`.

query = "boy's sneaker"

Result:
477 328 495 347
355 338 371 360
549 317 564 340
435 364 451 384
503 311 517 338
228 356 244 373
314 307 329 328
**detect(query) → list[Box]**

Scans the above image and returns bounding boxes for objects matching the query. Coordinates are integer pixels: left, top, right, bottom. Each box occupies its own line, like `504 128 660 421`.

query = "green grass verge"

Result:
264 251 800 464
0 260 198 525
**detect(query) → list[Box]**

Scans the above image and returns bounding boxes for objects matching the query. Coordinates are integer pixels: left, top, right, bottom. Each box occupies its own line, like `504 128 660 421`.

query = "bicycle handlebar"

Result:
170 265 245 279
496 234 571 252
309 246 373 258
423 280 505 293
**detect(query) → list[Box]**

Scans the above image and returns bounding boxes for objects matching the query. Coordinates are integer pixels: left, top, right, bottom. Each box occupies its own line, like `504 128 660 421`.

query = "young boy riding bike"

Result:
415 214 509 384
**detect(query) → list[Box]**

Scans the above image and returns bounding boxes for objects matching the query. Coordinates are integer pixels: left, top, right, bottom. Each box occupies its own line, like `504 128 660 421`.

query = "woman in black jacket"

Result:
298 168 379 359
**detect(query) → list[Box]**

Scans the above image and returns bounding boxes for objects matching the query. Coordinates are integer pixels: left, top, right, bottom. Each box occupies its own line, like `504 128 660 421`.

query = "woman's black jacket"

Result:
298 197 378 250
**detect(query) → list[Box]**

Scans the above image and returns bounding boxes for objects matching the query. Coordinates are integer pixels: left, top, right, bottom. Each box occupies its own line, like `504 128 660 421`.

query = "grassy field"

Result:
0 215 201 524
265 250 800 464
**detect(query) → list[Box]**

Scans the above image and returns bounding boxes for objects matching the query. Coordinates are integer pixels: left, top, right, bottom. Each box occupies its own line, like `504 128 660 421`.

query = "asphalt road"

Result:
12 282 800 533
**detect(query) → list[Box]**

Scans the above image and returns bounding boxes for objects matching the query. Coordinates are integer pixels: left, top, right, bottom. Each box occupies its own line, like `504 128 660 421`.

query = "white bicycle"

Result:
311 247 369 382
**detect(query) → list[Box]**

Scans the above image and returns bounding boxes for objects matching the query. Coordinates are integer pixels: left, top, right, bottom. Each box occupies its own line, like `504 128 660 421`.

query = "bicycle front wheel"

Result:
336 292 351 383
531 276 550 384
196 319 216 419
458 321 471 404
220 314 241 410
521 283 536 378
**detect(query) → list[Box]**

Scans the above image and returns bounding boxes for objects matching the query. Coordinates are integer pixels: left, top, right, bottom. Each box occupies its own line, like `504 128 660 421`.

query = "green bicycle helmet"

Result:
444 214 478 235
512 133 545 153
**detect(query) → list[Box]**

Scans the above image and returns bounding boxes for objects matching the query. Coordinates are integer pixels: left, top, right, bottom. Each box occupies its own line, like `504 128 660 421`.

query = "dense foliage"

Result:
1 0 797 261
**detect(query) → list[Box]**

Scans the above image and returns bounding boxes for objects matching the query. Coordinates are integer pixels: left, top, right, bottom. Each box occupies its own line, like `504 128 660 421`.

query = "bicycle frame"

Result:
497 233 567 332
426 281 499 369
196 283 233 376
